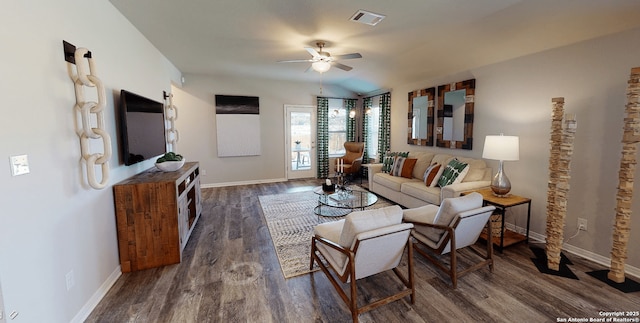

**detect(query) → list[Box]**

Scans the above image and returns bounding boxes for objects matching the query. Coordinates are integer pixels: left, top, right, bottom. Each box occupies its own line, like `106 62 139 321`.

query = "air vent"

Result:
350 10 385 26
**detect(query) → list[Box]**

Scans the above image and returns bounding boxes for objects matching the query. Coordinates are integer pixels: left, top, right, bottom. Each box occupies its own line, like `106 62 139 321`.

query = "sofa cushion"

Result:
401 181 441 205
373 172 414 191
437 158 469 187
391 157 417 178
431 154 454 167
462 167 487 182
409 152 436 179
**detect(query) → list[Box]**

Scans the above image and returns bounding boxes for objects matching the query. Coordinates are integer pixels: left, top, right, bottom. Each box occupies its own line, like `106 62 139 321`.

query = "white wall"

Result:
172 74 356 186
0 0 180 322
393 27 640 270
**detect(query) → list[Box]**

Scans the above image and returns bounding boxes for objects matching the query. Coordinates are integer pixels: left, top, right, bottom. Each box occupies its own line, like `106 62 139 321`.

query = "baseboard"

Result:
506 223 640 280
201 177 287 188
71 266 122 323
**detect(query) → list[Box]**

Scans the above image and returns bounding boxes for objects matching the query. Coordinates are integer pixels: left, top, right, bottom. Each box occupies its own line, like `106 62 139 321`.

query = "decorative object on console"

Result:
436 79 475 150
63 40 111 190
156 152 185 172
482 134 519 197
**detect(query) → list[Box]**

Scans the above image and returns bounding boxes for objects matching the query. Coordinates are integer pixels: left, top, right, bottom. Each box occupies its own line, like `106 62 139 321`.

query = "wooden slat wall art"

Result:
609 67 640 283
407 87 435 146
436 79 475 150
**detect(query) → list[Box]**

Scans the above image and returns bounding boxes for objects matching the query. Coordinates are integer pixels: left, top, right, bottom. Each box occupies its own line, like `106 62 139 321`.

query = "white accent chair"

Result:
403 192 495 288
310 205 414 323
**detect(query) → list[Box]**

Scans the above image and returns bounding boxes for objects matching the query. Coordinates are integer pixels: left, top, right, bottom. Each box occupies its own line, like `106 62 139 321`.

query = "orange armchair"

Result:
335 142 365 175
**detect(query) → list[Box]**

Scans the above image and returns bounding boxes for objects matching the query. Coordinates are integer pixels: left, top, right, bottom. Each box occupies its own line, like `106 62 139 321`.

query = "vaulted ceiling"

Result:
109 0 640 94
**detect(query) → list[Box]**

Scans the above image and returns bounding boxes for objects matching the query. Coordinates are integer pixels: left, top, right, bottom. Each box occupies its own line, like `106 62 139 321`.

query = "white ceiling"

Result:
109 0 640 94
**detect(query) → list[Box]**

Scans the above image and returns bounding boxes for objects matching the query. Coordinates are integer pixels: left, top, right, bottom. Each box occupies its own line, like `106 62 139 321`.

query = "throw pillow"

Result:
381 151 409 173
437 158 469 187
429 164 446 188
390 157 417 178
422 163 441 186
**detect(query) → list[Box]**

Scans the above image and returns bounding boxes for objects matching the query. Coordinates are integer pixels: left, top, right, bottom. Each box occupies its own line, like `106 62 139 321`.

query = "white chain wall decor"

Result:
164 91 179 151
64 41 111 189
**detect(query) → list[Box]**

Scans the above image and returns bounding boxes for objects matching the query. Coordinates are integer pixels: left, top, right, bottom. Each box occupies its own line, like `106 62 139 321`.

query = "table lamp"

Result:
482 134 520 197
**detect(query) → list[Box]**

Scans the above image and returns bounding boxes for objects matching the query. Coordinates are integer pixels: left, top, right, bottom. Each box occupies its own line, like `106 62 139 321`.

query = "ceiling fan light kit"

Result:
278 41 362 74
312 60 331 73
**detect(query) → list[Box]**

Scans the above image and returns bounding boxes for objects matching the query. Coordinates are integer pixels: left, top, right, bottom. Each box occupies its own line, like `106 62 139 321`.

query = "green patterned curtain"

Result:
345 98 357 142
361 97 372 177
316 97 329 178
377 92 392 158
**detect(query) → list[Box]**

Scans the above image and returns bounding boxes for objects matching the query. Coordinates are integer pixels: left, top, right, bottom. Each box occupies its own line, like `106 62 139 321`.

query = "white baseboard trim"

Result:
71 266 122 323
506 223 640 280
201 177 287 188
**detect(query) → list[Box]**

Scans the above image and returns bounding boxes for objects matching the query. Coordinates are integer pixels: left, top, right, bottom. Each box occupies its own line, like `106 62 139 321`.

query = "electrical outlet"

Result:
65 270 75 291
578 218 588 231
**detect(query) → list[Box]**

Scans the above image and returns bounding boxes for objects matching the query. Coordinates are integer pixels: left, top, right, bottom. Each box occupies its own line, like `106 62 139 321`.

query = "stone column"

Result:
545 99 576 271
609 67 640 283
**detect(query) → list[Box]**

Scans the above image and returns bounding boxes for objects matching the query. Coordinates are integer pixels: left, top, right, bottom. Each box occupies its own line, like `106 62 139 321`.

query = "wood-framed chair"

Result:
310 205 415 323
403 192 495 288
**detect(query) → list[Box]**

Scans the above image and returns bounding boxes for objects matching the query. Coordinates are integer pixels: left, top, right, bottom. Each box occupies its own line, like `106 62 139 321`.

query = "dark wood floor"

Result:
86 179 640 323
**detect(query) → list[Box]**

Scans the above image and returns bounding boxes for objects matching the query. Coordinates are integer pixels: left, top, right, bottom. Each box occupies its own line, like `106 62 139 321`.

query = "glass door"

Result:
285 105 316 179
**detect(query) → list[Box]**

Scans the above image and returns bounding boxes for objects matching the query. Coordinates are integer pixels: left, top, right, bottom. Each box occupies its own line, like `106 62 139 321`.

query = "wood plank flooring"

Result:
86 179 640 323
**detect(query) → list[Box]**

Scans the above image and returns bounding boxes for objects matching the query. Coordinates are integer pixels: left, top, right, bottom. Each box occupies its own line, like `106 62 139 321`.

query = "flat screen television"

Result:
119 89 167 166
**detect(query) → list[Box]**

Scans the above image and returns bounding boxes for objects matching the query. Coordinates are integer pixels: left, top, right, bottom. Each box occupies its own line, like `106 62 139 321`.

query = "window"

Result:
328 98 347 156
366 96 381 160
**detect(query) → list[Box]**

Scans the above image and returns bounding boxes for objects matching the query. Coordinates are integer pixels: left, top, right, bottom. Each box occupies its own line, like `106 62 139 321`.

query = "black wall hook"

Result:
63 40 91 65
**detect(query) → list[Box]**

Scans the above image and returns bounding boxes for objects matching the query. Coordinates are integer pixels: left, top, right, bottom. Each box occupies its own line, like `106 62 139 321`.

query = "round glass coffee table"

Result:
312 186 378 217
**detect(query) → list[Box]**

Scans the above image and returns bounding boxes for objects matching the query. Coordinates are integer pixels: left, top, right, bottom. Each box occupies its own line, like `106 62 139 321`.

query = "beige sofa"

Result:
366 151 492 208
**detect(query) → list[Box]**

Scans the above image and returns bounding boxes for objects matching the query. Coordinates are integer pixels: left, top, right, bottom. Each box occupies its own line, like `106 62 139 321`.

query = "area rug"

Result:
258 188 392 279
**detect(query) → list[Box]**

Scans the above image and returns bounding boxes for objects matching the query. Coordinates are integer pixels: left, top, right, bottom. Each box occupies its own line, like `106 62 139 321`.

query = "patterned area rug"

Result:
258 188 392 279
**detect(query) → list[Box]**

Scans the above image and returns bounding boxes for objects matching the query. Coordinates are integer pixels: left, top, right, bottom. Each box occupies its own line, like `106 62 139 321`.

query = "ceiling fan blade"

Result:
334 53 362 60
277 59 313 63
305 46 321 58
332 62 353 71
304 65 314 73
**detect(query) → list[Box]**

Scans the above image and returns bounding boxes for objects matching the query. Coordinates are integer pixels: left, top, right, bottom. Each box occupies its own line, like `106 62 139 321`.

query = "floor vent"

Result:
350 10 385 26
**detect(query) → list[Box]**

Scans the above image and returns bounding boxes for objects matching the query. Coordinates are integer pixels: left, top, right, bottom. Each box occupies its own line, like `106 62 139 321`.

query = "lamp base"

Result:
491 160 511 197
490 186 512 198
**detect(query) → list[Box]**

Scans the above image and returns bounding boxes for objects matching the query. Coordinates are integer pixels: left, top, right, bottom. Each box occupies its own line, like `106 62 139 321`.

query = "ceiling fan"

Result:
278 41 362 73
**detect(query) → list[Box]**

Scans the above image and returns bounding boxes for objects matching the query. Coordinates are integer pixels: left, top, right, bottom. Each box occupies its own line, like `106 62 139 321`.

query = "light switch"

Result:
10 155 30 176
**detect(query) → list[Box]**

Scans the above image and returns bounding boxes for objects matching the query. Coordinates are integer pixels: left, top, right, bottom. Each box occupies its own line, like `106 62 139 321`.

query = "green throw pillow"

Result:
437 158 468 187
381 151 409 173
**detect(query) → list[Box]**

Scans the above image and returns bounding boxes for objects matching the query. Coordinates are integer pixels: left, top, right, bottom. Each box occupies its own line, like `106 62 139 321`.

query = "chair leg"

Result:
310 238 316 270
408 239 415 304
349 260 358 323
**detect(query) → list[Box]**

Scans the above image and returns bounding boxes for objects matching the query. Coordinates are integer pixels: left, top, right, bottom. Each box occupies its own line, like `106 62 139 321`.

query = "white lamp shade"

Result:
482 135 519 161
312 60 331 73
